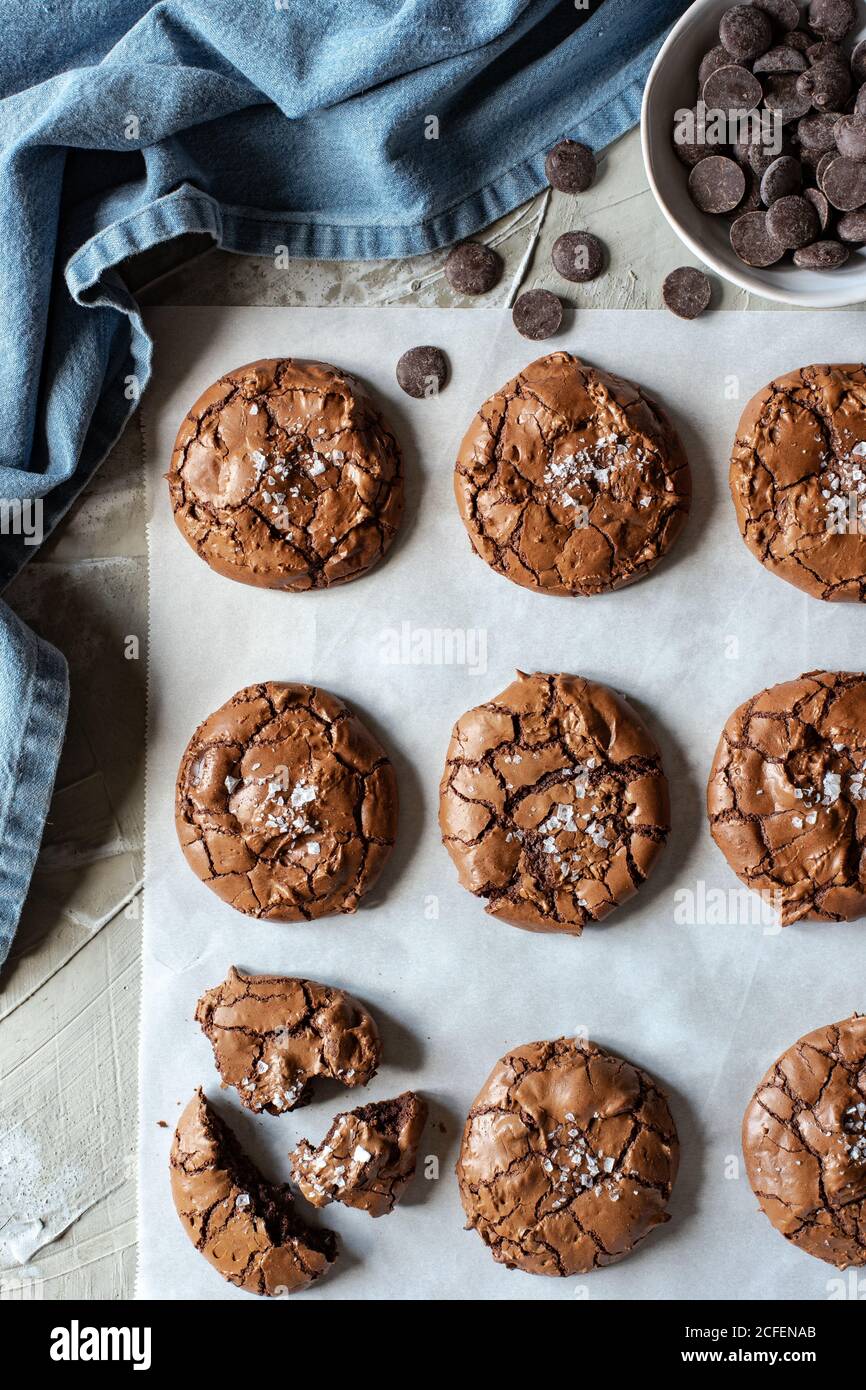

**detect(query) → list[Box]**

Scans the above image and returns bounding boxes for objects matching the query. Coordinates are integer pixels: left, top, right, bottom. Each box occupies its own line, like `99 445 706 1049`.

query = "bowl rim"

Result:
639 0 866 309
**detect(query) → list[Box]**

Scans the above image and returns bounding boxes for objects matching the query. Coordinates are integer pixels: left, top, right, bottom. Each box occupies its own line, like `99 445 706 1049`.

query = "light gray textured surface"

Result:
0 124 854 1302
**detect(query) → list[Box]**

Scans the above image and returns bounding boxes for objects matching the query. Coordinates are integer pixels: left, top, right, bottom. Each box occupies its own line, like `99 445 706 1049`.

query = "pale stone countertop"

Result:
0 124 855 1301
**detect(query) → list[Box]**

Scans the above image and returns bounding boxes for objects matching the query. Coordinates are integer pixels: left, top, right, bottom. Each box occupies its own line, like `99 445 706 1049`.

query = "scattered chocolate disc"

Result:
835 115 866 161
749 138 789 176
797 144 823 172
816 148 837 189
764 73 813 122
797 58 852 111
807 0 856 42
806 39 846 63
851 38 866 83
662 266 712 319
793 238 850 266
444 241 503 295
760 154 802 203
798 111 843 153
719 5 772 61
766 193 820 247
754 44 807 73
735 169 764 213
395 345 448 399
804 186 831 228
837 207 866 241
703 64 763 115
511 288 563 340
730 210 787 265
754 0 800 27
822 155 866 210
544 139 597 194
673 107 713 166
732 135 753 166
699 44 736 88
783 27 814 51
551 230 605 282
675 137 713 168
689 155 746 213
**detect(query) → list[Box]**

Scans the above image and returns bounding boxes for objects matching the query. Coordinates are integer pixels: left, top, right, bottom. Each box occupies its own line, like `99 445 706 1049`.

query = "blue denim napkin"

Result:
0 0 688 962
0 600 69 962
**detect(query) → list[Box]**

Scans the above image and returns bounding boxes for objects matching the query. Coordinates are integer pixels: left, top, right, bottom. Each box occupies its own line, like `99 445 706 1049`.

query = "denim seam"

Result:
64 73 646 284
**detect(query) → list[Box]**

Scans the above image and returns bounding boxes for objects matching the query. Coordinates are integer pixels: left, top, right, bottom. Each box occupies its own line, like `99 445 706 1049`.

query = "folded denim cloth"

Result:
0 0 688 962
0 600 69 964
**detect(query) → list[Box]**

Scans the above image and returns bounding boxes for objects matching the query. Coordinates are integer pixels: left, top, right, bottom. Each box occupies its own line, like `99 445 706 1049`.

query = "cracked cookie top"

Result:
168 358 403 590
453 352 690 596
438 671 670 935
176 682 398 920
708 671 866 926
730 364 866 602
170 1088 337 1295
195 967 381 1114
290 1091 427 1217
456 1037 679 1277
743 1014 866 1270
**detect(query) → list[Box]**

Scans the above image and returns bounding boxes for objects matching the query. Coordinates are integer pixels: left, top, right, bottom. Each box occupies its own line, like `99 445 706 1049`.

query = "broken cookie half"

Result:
170 1089 337 1295
290 1092 427 1217
195 966 381 1114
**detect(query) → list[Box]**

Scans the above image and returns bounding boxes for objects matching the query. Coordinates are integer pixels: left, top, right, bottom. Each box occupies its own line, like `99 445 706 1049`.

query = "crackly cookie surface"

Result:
708 671 866 926
195 967 381 1114
170 1089 337 1295
291 1092 427 1217
168 358 403 590
438 671 669 935
730 364 866 602
454 352 690 596
176 682 398 920
743 1014 866 1269
457 1038 678 1276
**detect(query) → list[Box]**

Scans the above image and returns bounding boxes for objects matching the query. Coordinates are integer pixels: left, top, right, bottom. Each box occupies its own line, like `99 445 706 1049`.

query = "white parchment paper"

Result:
139 307 866 1302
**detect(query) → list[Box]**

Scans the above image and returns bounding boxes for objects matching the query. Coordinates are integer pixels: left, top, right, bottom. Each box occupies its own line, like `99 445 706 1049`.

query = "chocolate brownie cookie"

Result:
170 1089 337 1295
176 682 398 920
290 1092 427 1217
708 671 866 925
730 364 866 601
743 1014 866 1268
195 967 381 1113
438 672 670 935
456 1038 679 1276
454 353 690 596
168 358 403 590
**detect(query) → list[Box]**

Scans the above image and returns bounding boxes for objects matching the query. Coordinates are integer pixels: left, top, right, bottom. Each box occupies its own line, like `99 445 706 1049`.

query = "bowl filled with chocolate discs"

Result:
641 0 866 305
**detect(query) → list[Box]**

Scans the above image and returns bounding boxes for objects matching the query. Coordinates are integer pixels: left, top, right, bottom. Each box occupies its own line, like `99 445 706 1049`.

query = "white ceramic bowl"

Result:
641 0 866 306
